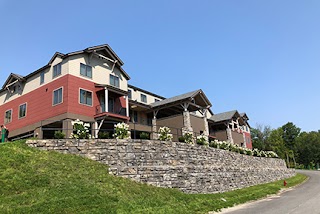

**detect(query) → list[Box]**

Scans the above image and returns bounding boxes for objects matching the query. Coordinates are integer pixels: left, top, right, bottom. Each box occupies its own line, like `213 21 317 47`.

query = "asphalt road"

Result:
219 170 320 214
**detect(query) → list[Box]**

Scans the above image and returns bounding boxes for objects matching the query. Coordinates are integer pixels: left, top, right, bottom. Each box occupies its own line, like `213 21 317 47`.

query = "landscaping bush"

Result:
113 122 130 139
178 136 185 142
196 135 209 146
183 132 193 144
139 132 150 140
158 127 173 141
54 131 65 139
98 132 110 139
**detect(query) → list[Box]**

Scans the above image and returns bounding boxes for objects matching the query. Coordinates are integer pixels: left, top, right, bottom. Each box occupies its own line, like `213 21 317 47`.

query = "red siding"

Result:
244 132 252 149
67 75 98 117
0 75 69 131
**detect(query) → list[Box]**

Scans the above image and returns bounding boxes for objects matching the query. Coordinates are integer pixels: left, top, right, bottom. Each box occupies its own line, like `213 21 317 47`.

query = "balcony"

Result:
95 105 129 120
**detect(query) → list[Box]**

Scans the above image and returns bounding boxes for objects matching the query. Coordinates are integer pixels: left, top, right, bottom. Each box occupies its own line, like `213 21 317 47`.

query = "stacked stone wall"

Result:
26 139 295 193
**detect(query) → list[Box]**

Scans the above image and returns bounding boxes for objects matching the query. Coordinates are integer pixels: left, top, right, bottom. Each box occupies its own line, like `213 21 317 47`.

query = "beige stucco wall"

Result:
0 57 66 104
68 54 128 92
128 86 163 105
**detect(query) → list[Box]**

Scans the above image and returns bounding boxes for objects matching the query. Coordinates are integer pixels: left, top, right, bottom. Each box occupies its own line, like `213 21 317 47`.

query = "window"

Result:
110 74 119 87
108 97 114 112
128 89 132 99
141 94 147 103
80 89 92 106
19 103 27 119
40 71 45 84
4 109 12 124
53 63 61 78
53 87 63 105
80 63 92 78
155 98 160 102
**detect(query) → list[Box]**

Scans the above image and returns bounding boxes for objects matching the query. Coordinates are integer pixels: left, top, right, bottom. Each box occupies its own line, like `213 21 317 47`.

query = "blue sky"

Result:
1 0 319 131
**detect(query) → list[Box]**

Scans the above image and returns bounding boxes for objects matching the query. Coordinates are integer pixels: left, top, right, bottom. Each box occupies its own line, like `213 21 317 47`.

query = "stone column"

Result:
182 110 193 134
202 109 209 137
226 127 233 144
63 119 73 139
151 118 158 140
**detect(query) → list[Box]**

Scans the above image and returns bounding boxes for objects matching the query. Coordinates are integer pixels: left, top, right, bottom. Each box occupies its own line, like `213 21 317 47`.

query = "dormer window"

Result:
110 74 119 87
40 71 45 84
80 63 92 78
53 63 61 78
141 94 147 103
128 89 132 99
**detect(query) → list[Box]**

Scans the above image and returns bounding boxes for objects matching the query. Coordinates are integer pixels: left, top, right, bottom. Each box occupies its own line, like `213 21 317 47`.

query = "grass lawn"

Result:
0 140 307 214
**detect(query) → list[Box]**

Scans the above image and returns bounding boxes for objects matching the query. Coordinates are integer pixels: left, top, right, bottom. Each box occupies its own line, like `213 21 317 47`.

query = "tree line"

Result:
251 122 320 169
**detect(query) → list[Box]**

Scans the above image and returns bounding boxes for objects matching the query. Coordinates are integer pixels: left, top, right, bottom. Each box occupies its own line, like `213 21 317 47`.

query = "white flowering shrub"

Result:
244 148 253 156
252 148 261 157
113 122 131 139
196 134 209 146
208 139 278 158
158 126 173 141
70 119 92 139
183 132 194 144
266 151 278 158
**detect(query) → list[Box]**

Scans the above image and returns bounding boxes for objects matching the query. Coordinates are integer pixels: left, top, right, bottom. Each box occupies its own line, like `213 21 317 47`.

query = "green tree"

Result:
295 131 320 168
267 128 287 159
251 124 272 150
281 122 301 152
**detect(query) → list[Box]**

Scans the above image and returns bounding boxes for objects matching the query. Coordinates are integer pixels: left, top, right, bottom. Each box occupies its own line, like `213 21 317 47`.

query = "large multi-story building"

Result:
0 44 252 148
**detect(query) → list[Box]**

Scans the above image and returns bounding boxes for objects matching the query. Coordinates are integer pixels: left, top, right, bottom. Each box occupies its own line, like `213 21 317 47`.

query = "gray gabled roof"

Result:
150 89 211 109
2 73 26 89
209 110 239 123
1 44 130 91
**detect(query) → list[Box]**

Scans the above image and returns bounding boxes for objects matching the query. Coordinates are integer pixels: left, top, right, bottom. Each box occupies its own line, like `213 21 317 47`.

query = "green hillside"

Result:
0 140 306 214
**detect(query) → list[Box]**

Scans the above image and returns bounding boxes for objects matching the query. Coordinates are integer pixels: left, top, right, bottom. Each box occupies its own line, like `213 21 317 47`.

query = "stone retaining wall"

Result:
26 139 295 193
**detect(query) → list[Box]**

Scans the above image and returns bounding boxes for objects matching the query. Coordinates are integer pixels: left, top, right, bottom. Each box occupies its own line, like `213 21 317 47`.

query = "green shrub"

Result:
245 149 253 156
54 131 65 139
139 132 150 139
178 136 185 142
209 141 218 148
183 132 193 144
98 132 110 139
196 135 209 146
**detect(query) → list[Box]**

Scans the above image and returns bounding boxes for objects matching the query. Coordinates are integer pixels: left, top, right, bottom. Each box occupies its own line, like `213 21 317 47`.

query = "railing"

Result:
95 105 127 116
39 120 209 141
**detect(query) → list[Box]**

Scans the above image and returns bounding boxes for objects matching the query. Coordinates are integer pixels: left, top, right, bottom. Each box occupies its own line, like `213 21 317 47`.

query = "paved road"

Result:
220 170 320 214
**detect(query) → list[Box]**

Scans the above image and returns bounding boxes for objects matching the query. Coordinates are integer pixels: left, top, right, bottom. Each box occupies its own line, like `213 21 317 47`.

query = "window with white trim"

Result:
110 74 119 87
53 63 61 78
53 88 63 105
4 109 12 124
19 103 27 119
80 89 92 106
80 63 92 78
